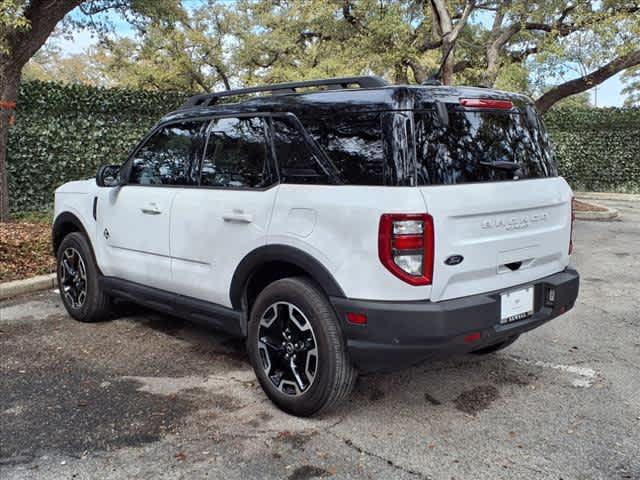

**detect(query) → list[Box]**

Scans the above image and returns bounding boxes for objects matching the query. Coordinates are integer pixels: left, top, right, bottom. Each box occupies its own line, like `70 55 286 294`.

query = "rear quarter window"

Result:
299 112 385 185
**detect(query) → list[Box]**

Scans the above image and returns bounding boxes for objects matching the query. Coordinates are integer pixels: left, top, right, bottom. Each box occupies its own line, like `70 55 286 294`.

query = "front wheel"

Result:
57 232 112 323
247 277 357 417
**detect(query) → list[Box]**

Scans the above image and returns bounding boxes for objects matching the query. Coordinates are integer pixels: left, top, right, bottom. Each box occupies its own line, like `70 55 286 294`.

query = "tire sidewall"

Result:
247 278 341 416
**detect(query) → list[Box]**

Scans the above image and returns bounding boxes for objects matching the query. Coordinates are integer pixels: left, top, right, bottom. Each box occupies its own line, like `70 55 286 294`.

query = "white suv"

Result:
53 76 580 416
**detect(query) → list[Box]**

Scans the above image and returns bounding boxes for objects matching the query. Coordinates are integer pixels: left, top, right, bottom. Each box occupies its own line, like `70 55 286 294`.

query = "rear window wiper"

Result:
479 160 520 171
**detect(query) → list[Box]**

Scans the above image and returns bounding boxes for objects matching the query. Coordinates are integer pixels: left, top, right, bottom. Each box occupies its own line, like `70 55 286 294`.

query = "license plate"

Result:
500 286 534 324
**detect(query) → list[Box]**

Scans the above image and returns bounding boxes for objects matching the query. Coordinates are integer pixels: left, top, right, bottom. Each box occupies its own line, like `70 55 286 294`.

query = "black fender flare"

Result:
52 212 92 254
51 212 103 276
229 244 345 310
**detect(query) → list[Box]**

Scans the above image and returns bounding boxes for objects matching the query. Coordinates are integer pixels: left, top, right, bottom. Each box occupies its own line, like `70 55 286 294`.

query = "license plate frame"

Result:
500 286 534 324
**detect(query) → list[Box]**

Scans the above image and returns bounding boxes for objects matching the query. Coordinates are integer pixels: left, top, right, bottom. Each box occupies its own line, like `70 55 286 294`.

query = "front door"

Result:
95 120 206 290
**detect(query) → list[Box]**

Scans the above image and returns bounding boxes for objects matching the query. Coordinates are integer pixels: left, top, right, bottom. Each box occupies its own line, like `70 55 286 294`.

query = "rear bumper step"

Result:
331 268 579 372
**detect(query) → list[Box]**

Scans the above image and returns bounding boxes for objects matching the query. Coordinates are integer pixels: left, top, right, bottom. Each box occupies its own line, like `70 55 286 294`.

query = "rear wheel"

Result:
471 335 520 355
57 232 112 323
247 277 357 417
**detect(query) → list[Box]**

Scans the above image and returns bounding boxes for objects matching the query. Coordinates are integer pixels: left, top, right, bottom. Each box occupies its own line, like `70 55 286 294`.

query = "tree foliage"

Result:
81 0 640 112
0 1 29 54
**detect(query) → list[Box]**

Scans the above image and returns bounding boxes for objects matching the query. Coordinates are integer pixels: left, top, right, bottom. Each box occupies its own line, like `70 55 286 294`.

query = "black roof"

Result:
160 76 533 125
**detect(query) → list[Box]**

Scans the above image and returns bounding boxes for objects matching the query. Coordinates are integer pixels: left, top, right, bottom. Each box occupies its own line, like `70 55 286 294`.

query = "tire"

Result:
247 277 357 417
56 232 112 323
471 335 520 355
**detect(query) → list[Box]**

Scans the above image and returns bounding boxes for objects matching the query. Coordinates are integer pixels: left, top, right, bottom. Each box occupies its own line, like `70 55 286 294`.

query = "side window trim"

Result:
197 113 278 190
122 118 209 187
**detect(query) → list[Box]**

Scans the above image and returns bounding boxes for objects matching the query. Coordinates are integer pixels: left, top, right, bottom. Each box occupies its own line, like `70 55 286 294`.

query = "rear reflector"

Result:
346 312 367 325
464 332 482 343
460 98 513 110
392 235 423 250
378 213 434 286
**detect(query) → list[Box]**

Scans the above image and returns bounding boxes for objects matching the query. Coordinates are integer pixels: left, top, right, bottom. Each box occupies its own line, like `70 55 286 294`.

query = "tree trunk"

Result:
0 0 84 220
441 40 455 85
481 44 501 87
0 65 21 222
535 49 640 114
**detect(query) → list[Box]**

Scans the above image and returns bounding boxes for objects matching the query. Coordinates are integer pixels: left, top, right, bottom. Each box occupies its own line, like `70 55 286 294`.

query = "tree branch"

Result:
451 0 476 39
535 49 640 113
342 0 363 30
9 0 83 70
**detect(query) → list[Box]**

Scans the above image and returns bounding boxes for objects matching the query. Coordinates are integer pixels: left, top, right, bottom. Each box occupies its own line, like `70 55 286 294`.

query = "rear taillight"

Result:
378 213 434 286
569 199 575 255
460 98 513 110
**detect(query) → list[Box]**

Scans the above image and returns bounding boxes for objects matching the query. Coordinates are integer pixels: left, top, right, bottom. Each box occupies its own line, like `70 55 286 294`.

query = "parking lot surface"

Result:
1 199 639 480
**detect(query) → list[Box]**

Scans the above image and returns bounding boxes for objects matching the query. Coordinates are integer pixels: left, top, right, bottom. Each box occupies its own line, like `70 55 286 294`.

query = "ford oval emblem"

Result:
445 255 464 266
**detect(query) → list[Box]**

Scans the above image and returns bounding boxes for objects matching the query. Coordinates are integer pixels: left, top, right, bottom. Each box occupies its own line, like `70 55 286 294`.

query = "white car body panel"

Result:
169 187 278 307
268 184 433 301
54 179 97 248
419 177 572 302
94 186 176 290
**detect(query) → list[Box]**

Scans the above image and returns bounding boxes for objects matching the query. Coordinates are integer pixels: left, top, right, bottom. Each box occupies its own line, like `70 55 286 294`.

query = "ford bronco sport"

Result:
53 76 580 416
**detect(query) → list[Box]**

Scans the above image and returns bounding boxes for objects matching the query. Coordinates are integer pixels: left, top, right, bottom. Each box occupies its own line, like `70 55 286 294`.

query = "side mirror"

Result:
96 165 123 187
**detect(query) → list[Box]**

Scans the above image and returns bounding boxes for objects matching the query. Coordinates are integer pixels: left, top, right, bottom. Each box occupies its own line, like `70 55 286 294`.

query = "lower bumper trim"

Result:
331 268 580 372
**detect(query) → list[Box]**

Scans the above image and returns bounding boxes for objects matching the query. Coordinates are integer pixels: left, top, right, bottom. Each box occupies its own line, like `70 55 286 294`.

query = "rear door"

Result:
169 115 278 307
414 102 572 302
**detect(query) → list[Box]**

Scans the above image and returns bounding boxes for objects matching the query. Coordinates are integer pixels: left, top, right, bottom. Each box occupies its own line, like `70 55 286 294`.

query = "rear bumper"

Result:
330 268 579 372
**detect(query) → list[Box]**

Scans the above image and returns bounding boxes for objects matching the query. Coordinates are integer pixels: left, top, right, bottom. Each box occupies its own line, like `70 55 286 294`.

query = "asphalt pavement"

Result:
1 199 638 480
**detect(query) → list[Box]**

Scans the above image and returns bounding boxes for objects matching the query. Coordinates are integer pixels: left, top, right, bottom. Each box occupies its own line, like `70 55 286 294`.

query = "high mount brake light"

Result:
460 98 513 110
378 213 434 286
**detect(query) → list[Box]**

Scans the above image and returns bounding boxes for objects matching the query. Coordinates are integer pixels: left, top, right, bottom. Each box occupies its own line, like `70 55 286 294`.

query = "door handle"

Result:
140 203 162 215
222 212 253 224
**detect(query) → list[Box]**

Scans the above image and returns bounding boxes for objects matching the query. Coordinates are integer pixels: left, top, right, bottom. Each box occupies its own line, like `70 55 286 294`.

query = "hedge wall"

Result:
7 81 187 213
6 81 640 213
544 107 640 193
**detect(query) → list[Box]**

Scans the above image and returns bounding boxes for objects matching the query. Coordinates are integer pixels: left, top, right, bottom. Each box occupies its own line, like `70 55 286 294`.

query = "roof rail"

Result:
181 76 388 109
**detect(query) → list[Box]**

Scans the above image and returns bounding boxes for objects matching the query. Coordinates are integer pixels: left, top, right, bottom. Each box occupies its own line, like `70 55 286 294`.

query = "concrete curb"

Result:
0 273 57 301
575 191 640 203
574 203 620 221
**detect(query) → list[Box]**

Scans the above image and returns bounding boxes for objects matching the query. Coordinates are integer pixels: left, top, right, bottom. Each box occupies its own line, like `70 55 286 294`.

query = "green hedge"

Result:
544 107 640 193
7 81 187 213
6 81 640 213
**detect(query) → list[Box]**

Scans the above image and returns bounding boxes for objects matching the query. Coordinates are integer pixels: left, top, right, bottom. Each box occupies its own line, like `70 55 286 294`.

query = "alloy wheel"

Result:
59 247 87 309
257 302 319 396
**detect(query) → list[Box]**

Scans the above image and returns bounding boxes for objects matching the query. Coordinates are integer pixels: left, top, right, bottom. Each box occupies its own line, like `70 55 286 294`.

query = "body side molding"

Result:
100 276 244 337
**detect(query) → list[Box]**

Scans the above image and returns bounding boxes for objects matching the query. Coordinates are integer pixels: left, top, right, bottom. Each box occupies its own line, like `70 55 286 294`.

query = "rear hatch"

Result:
413 95 573 302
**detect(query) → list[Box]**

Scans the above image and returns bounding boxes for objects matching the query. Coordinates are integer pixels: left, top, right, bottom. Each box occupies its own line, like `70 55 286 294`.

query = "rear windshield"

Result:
414 108 557 185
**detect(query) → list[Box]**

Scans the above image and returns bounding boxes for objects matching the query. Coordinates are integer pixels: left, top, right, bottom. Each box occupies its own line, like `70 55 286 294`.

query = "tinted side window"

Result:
129 121 204 185
271 118 328 184
300 112 384 185
201 117 274 188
